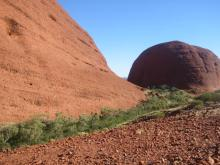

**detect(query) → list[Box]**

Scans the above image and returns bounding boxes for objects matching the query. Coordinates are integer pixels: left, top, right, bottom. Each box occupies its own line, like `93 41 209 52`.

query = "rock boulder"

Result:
128 41 220 92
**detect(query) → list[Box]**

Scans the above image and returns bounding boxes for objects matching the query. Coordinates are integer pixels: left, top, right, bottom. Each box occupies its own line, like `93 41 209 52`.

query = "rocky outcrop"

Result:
0 0 144 122
128 41 220 92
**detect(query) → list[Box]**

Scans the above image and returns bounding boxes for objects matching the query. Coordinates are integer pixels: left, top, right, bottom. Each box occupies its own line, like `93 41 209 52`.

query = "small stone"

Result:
68 161 74 165
136 129 144 135
161 158 166 163
199 160 208 165
58 153 64 157
67 151 73 155
173 161 179 165
147 160 154 165
35 160 43 165
208 156 215 165
139 160 145 165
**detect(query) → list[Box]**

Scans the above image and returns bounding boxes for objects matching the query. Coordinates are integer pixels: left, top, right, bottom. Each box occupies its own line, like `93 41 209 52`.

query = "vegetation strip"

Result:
2 86 219 150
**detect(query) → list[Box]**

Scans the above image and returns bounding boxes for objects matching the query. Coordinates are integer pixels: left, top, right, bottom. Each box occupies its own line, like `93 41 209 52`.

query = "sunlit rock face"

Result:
0 0 144 122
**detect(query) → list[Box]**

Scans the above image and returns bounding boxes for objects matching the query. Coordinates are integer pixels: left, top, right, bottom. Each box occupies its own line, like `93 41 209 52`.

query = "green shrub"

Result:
197 91 220 103
0 125 18 149
9 119 46 147
43 113 78 140
145 86 191 109
189 100 204 110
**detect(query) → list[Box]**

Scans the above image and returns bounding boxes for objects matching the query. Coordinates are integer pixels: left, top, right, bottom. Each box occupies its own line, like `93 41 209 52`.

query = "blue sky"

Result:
58 0 220 77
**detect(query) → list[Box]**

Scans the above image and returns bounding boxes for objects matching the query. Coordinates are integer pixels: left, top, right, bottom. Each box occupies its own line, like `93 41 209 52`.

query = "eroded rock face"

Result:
0 0 144 122
128 41 220 92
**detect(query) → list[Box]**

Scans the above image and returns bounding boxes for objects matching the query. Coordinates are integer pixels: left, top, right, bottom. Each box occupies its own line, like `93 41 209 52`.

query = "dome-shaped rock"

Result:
128 41 220 92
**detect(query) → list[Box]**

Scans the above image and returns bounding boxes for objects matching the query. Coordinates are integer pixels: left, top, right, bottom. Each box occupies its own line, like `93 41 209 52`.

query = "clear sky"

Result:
58 0 220 77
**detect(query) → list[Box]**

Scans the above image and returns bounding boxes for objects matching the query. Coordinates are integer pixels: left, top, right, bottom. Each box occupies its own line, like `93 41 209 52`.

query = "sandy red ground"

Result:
0 109 219 165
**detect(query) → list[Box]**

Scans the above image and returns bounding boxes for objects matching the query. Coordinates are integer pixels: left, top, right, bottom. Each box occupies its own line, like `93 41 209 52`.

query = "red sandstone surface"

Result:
0 0 144 123
128 41 220 93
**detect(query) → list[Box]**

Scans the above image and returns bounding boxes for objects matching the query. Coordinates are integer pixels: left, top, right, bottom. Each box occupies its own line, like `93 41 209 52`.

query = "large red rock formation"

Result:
128 41 220 92
0 0 144 123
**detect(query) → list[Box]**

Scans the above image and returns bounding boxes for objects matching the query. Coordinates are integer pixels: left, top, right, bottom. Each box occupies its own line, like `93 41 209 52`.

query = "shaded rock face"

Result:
128 41 220 92
0 0 144 122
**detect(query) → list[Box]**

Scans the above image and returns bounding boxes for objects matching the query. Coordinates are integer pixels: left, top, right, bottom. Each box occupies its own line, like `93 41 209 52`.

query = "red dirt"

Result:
128 41 220 93
0 109 219 165
0 0 144 123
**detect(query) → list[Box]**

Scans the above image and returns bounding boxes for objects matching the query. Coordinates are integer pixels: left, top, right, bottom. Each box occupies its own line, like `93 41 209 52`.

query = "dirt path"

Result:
0 110 219 165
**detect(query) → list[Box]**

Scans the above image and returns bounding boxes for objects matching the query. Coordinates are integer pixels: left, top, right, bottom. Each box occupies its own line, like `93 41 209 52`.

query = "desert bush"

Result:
189 100 204 110
145 86 191 109
196 91 220 103
9 119 46 147
0 125 18 149
42 113 78 141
